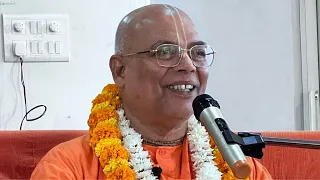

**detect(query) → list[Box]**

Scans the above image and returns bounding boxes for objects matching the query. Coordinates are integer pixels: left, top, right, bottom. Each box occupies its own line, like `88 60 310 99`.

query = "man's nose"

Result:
173 52 196 73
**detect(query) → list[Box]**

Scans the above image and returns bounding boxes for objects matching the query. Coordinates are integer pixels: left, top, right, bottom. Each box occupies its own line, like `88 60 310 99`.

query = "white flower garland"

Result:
117 108 222 179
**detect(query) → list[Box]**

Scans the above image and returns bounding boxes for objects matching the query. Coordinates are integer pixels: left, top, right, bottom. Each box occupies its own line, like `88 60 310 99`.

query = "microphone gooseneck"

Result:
260 136 320 149
192 94 252 179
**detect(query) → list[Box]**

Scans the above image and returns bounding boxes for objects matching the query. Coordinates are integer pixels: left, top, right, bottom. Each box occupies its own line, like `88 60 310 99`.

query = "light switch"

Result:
55 41 61 54
30 41 37 54
48 41 54 54
3 14 70 62
30 21 36 34
37 21 42 34
38 41 44 54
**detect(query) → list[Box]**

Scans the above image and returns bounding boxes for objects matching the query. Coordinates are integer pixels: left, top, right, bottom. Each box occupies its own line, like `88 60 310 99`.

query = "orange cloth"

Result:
143 138 193 179
30 134 272 179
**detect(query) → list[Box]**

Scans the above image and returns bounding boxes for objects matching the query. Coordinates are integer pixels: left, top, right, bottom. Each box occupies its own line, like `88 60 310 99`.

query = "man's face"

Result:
120 7 209 126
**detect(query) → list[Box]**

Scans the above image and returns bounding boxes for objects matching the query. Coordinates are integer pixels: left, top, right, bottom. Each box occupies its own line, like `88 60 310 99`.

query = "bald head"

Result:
109 4 209 133
114 4 198 55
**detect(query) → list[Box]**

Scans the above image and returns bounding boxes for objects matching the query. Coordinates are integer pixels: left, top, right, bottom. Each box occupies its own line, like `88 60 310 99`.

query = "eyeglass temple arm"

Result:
206 51 217 55
137 50 157 54
122 50 156 57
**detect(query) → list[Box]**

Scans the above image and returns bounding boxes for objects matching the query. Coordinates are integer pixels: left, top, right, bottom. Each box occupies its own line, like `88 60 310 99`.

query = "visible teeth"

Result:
167 85 194 91
186 85 193 89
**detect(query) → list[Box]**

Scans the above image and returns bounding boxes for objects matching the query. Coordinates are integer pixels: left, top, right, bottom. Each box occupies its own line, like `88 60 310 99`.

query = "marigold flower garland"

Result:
88 84 249 180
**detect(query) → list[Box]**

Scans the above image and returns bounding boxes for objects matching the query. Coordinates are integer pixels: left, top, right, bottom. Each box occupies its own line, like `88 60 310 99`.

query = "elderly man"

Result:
31 4 272 180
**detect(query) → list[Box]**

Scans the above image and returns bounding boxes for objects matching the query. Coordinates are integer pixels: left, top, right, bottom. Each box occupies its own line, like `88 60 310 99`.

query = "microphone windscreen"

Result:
192 94 220 119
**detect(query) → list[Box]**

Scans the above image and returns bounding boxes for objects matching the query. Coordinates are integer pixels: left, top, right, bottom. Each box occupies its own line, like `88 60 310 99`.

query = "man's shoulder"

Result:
56 133 91 149
43 133 95 161
31 134 101 179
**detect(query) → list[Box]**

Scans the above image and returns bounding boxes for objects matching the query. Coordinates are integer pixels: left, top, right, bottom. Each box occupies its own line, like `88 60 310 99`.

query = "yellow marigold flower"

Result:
105 165 135 180
91 101 111 113
99 144 130 167
89 118 117 137
103 158 130 173
89 121 121 147
94 138 121 157
107 118 118 126
87 109 119 128
94 119 118 133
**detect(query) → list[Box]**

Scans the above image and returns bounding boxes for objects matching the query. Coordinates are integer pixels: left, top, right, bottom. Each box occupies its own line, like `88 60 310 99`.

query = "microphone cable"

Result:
18 56 47 130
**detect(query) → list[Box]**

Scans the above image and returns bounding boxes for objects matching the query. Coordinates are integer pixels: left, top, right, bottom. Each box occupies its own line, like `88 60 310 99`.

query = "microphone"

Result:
192 94 251 179
152 166 162 179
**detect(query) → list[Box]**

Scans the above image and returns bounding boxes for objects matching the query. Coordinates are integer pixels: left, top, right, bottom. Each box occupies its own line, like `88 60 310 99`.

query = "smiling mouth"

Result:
167 85 195 92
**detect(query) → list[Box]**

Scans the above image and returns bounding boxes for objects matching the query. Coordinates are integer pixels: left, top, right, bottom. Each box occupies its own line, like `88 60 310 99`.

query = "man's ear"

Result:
109 55 126 87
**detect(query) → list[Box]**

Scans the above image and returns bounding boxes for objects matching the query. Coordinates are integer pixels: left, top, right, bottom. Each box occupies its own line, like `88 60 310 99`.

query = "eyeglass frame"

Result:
120 43 216 68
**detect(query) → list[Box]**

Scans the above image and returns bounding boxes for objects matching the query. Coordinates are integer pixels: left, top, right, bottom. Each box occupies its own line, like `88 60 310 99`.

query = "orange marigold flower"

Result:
99 144 130 167
222 171 235 180
213 148 229 172
219 163 231 173
222 169 247 180
102 84 120 95
89 128 94 136
209 136 216 147
89 122 121 147
92 93 113 105
110 96 121 110
87 109 119 128
105 165 135 180
211 137 234 175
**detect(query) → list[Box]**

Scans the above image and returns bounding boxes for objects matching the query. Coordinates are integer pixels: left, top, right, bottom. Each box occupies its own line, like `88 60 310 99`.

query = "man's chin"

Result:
164 109 193 121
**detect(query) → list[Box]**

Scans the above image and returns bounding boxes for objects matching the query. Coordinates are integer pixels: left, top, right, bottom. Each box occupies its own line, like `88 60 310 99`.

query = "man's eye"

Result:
161 47 173 54
194 49 206 57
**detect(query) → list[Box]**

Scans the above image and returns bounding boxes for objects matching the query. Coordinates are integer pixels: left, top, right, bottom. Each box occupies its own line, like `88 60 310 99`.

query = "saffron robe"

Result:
30 134 272 179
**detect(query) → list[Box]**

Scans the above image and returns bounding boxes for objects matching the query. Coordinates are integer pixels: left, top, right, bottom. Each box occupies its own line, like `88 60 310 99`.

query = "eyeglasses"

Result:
121 44 216 68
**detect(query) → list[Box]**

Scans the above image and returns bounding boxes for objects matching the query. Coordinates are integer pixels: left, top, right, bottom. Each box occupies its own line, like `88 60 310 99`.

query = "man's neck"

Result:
129 117 188 142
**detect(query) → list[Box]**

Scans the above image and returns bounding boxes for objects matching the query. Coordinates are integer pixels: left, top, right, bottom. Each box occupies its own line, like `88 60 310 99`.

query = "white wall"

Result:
0 0 150 130
152 0 303 131
0 0 305 132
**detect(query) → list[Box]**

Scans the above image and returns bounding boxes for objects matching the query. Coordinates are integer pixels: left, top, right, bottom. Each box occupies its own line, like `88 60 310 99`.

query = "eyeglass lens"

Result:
155 44 214 67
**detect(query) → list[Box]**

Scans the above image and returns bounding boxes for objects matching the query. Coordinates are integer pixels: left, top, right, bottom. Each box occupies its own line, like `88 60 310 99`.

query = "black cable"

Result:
19 57 47 130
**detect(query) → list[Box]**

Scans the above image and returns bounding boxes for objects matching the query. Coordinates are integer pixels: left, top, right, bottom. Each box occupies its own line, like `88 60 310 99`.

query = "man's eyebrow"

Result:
149 40 207 49
188 41 207 47
150 40 177 49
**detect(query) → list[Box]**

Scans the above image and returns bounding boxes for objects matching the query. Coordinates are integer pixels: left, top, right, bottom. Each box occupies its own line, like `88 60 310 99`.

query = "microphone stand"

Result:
261 135 320 150
220 129 320 159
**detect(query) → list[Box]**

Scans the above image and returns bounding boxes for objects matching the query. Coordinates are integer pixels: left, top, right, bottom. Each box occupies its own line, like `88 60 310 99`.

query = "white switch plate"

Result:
2 14 70 62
